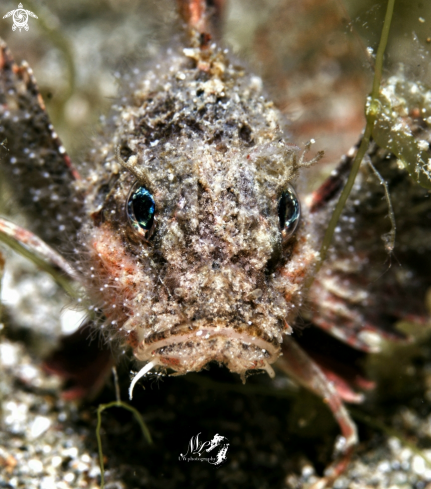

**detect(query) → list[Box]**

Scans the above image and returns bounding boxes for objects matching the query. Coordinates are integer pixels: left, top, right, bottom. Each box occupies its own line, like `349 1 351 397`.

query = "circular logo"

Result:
12 9 28 31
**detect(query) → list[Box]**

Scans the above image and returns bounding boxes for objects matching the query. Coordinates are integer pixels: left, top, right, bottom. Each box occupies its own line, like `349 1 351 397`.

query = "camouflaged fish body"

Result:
80 45 320 378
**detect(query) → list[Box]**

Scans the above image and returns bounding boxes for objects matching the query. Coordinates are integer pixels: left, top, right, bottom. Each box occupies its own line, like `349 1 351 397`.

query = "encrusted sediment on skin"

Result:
80 42 320 377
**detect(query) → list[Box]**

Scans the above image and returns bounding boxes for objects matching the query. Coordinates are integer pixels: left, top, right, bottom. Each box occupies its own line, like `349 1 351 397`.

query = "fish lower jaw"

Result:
134 326 281 380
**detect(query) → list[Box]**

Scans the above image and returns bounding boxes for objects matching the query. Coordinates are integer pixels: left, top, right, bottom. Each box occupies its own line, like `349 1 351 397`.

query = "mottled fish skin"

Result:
307 138 431 353
0 40 84 250
77 44 322 378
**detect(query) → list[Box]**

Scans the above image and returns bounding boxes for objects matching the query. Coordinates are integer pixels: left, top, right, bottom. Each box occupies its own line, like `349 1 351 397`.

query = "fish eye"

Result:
127 184 156 238
278 185 300 240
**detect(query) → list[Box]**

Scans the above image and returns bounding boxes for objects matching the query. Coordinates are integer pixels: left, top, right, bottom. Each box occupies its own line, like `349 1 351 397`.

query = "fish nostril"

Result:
265 244 282 276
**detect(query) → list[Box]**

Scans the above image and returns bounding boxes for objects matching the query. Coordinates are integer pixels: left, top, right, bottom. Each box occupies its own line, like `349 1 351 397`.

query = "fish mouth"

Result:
133 323 281 380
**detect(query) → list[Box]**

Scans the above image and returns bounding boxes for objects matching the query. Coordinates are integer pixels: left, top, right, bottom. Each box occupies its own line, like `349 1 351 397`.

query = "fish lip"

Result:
134 325 281 378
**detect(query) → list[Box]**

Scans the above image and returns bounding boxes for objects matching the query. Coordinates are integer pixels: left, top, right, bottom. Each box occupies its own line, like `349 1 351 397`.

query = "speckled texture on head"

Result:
80 42 321 379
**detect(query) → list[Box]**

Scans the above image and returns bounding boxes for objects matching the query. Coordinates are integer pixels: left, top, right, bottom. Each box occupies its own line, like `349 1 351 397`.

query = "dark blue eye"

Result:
127 185 155 236
278 186 300 240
